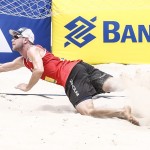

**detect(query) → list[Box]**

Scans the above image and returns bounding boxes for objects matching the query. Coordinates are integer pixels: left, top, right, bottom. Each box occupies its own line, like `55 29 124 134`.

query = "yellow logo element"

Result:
45 76 57 83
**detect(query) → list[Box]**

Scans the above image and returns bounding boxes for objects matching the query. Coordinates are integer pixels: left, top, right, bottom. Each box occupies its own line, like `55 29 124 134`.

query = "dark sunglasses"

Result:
12 35 22 39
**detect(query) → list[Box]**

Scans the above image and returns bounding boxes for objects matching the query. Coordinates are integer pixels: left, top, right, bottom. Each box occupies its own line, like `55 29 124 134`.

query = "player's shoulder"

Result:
27 45 39 54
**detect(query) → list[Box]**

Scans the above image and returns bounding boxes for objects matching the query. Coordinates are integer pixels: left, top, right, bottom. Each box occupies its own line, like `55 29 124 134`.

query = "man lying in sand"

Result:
0 27 139 126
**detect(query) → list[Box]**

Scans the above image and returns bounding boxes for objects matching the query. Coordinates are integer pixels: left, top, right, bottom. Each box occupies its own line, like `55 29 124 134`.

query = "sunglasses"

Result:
12 35 22 40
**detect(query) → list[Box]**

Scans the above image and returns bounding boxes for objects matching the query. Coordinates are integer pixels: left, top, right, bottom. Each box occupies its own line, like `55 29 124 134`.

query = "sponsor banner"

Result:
52 0 150 64
0 0 51 63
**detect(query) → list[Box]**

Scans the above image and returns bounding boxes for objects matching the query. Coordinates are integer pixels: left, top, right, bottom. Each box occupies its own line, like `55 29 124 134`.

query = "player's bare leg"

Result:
102 76 132 92
75 100 140 126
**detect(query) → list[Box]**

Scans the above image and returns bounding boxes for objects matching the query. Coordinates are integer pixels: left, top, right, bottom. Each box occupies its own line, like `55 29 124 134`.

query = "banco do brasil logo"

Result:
64 16 96 48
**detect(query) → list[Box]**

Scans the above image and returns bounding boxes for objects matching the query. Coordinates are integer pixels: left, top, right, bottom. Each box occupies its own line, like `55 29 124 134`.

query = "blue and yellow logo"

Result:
64 16 96 48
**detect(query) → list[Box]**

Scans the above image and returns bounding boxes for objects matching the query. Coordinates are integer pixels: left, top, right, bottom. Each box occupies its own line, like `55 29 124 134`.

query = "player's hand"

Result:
15 83 30 92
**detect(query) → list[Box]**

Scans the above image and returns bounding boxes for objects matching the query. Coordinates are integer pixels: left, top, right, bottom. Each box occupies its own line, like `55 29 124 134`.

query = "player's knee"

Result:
75 99 95 116
79 108 95 116
102 77 123 92
102 78 115 92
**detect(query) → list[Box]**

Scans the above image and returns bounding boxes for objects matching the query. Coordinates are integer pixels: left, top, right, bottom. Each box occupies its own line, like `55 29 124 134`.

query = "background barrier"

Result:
0 0 51 63
52 0 150 64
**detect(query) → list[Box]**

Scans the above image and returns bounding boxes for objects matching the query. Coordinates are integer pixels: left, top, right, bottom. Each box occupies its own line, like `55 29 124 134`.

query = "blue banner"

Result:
0 0 51 63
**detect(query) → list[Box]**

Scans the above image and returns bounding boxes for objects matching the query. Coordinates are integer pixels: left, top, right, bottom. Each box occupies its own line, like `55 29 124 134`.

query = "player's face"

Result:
11 35 24 51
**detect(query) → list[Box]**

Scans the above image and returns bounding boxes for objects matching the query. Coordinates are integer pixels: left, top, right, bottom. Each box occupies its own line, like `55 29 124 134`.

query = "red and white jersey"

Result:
23 45 81 87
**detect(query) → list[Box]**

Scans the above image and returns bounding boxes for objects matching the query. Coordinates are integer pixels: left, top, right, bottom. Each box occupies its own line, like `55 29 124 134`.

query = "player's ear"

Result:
23 37 29 44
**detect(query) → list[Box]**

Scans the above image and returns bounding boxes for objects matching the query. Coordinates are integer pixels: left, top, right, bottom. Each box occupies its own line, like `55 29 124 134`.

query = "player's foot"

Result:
122 106 140 126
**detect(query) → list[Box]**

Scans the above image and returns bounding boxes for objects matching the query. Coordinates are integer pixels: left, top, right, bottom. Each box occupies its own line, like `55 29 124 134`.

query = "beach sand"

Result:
0 64 150 150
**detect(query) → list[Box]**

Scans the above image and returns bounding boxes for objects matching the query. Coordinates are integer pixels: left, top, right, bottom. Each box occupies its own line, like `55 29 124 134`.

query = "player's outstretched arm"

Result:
0 56 24 72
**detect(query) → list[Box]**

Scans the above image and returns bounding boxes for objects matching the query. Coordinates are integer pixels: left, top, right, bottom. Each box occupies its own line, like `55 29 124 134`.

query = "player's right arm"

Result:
0 56 25 72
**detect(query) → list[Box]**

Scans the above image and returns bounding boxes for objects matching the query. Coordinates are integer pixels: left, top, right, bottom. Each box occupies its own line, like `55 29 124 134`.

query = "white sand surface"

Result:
0 64 150 150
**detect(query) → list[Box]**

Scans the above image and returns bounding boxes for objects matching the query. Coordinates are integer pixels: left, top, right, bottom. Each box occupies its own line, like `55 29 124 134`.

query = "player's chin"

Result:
12 46 17 51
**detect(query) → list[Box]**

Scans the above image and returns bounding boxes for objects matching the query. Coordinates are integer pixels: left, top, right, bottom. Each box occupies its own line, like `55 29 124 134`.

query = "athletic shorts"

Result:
65 61 113 107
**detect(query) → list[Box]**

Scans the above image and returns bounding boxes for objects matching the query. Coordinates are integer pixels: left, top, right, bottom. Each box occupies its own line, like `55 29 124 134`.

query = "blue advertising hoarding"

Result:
0 0 51 63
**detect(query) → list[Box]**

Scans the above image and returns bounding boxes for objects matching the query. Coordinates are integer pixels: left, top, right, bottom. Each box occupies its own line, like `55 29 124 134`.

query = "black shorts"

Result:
65 61 112 107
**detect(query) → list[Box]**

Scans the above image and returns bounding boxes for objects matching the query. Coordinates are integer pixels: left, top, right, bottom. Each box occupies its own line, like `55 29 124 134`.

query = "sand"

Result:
0 63 150 150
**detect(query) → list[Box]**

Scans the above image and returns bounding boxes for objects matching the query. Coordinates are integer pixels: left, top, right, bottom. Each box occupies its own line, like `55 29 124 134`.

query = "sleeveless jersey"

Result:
23 45 81 87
